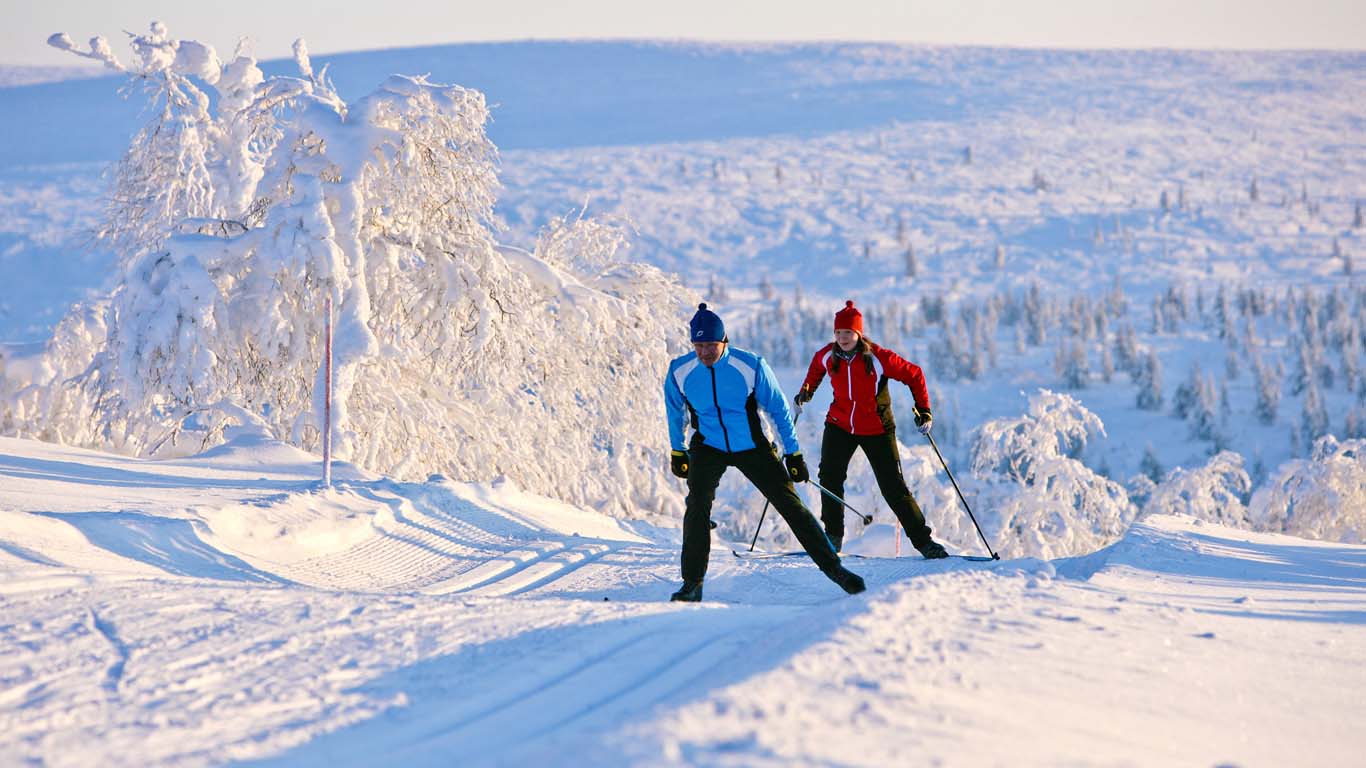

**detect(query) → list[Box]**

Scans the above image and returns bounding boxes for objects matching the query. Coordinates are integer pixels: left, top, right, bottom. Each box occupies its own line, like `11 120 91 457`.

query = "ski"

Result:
732 549 805 559
842 553 998 562
734 549 997 562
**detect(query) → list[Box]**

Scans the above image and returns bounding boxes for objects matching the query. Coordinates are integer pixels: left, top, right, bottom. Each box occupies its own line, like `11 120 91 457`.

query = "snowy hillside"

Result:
3 42 1362 502
2 434 1363 766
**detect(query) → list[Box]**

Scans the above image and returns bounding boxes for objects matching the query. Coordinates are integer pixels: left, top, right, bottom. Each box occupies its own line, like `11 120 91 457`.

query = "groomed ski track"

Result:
2 435 1363 767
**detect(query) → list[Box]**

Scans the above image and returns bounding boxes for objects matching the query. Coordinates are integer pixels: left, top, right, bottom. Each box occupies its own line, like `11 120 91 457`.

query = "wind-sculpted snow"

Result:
4 432 1361 766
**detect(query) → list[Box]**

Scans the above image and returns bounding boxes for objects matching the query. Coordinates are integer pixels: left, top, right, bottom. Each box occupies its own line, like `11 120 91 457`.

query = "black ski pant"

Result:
817 423 933 546
681 438 840 583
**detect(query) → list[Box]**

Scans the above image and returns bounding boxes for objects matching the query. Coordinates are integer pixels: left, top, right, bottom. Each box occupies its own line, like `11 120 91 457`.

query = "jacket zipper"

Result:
845 359 855 432
710 366 732 452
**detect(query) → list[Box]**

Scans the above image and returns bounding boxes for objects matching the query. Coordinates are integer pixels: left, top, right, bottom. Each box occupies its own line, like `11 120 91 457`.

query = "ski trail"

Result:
461 542 617 597
379 608 802 766
85 607 128 693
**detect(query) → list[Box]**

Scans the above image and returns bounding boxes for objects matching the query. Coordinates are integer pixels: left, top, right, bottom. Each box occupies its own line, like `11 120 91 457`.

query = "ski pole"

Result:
925 431 1000 560
805 479 874 525
749 406 802 551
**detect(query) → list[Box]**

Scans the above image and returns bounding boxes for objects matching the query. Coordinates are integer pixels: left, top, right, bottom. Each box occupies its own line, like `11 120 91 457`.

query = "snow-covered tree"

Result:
1143 451 1251 527
1057 339 1088 389
1253 355 1281 425
1172 361 1202 420
1300 378 1331 448
25 22 689 521
1135 350 1163 411
1113 321 1139 375
1344 407 1366 440
967 390 1135 558
1139 444 1164 483
1249 437 1366 543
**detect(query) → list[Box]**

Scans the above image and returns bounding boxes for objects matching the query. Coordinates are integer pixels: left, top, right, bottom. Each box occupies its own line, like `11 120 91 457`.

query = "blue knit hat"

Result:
689 303 726 343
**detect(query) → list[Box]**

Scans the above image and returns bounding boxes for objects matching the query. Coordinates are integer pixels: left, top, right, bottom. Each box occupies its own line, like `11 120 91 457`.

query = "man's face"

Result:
694 341 725 366
835 329 859 351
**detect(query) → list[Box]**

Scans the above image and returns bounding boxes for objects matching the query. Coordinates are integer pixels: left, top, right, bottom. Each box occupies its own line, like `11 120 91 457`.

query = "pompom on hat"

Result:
689 303 726 343
833 300 864 335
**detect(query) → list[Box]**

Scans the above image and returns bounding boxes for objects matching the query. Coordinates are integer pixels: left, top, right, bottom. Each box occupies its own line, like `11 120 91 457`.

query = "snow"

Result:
1 35 1364 766
1 434 1363 766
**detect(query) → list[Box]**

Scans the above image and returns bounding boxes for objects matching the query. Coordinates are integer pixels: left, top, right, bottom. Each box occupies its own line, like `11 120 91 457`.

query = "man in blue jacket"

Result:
664 303 866 602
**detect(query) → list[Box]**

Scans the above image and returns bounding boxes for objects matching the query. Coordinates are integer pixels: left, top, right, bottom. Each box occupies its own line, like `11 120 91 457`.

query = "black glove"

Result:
794 385 814 406
914 406 933 436
785 452 809 483
670 450 689 479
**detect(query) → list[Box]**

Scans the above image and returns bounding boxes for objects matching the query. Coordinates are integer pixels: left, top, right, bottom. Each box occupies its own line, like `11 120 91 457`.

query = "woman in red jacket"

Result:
795 301 948 558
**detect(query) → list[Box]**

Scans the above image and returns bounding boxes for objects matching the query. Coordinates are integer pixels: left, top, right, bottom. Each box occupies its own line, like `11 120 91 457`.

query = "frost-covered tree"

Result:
1253 355 1281 424
1135 350 1163 411
1143 451 1251 526
1024 284 1047 346
1249 437 1366 543
1113 321 1139 375
1224 348 1240 381
1057 339 1088 389
968 390 1135 558
1345 407 1366 440
1300 378 1331 448
1139 444 1164 483
25 22 688 521
1172 362 1202 420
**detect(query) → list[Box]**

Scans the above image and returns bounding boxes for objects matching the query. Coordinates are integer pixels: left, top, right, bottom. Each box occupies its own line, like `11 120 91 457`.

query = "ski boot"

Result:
827 533 843 554
822 565 866 595
915 539 949 560
670 580 704 602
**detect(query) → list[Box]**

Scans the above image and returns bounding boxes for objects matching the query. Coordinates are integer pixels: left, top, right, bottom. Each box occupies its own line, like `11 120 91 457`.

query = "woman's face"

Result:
835 329 859 351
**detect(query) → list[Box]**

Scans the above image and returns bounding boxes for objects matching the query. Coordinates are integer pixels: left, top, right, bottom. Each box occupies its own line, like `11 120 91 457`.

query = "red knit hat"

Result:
834 300 864 334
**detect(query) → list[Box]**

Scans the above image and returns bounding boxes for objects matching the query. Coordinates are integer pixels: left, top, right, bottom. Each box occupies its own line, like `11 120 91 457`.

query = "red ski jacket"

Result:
799 339 930 436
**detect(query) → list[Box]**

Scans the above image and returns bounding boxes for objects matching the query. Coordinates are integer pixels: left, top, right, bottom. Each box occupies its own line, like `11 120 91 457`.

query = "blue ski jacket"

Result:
665 346 800 455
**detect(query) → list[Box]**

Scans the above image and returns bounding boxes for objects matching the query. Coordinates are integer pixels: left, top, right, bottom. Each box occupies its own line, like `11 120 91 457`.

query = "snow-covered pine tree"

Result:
1058 339 1088 390
1345 407 1366 440
1135 349 1163 411
1300 378 1331 449
1225 348 1240 381
1113 321 1139 375
1173 362 1202 420
1139 444 1164 483
1189 370 1222 446
33 22 688 521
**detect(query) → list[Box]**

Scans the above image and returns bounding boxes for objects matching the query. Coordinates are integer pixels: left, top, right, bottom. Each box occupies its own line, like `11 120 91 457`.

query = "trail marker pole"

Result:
322 292 333 488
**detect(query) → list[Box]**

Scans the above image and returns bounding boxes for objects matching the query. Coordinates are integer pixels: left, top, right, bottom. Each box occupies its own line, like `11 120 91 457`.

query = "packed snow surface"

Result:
2 434 1362 766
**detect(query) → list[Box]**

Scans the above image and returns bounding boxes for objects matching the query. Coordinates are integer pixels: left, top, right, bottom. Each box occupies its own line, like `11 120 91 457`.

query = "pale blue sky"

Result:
4 0 1363 67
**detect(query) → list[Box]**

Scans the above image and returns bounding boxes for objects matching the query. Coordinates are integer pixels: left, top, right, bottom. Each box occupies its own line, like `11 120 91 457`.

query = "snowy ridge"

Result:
2 435 1363 766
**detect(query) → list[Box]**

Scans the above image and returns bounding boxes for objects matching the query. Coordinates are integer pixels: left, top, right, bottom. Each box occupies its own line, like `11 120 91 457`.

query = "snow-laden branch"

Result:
19 20 693 523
